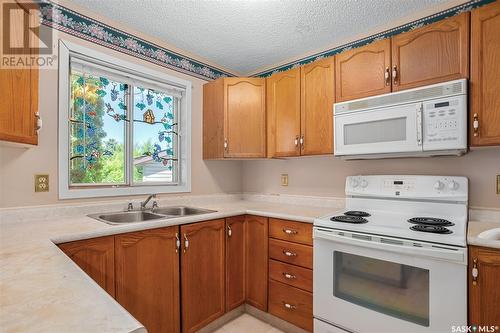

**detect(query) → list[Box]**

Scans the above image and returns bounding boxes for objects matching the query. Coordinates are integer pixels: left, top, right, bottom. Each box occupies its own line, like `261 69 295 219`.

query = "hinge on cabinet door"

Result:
472 258 478 286
175 233 180 253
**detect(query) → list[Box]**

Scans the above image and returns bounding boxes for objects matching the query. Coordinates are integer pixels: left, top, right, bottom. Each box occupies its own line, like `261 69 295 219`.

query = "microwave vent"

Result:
334 79 466 114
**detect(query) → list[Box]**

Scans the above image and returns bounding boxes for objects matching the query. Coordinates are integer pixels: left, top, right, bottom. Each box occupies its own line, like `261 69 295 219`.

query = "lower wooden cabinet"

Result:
245 215 269 311
469 246 500 327
181 219 226 333
59 236 115 297
268 279 313 332
115 227 180 333
226 215 246 311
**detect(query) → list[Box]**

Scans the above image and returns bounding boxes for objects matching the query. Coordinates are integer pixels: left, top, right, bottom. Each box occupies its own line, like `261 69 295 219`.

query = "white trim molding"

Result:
58 39 191 199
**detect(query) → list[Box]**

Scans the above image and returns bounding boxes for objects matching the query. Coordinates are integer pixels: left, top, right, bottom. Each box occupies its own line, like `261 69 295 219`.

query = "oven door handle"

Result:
314 228 466 264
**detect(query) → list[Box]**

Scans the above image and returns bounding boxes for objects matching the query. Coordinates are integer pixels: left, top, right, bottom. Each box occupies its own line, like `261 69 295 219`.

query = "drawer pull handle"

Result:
283 272 296 279
282 228 298 235
283 302 297 310
283 250 297 257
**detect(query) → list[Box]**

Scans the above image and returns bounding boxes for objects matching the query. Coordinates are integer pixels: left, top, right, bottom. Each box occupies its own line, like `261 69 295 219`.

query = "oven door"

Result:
334 102 423 156
313 228 467 333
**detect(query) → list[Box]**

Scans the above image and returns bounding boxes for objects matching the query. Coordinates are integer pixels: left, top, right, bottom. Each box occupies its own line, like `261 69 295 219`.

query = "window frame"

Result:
58 40 191 199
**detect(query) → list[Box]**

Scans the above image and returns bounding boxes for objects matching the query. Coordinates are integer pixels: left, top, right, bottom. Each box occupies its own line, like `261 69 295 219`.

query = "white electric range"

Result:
313 175 468 333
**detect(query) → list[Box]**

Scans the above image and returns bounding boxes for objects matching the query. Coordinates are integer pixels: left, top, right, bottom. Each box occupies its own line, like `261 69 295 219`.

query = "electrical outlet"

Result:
497 175 500 195
35 174 49 192
281 174 289 186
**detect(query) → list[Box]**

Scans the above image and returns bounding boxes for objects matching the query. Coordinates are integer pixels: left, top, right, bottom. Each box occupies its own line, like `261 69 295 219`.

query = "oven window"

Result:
343 117 406 145
334 252 429 326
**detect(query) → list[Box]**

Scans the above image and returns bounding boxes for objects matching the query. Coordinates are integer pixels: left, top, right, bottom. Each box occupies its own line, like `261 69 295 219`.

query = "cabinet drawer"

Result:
269 239 312 269
268 279 313 332
269 259 312 292
269 218 312 245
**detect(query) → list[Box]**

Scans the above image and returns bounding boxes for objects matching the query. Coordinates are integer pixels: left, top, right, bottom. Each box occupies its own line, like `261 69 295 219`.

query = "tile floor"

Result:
213 314 285 333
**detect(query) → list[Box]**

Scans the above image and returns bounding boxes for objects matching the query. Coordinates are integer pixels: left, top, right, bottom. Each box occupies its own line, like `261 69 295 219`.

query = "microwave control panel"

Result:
422 95 467 150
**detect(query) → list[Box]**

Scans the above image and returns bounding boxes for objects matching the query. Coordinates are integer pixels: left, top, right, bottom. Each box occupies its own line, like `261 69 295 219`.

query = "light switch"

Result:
281 174 288 186
35 174 49 192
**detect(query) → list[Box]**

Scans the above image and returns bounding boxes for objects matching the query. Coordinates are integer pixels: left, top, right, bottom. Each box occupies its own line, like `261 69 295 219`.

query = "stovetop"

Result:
315 207 467 247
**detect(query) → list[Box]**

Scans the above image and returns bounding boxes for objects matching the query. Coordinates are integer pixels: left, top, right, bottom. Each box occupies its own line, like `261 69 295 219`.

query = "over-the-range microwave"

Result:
333 79 467 159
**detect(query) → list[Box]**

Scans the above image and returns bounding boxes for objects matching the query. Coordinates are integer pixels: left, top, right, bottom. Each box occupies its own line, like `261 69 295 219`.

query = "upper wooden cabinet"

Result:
203 78 266 159
470 1 500 146
181 219 225 333
391 13 469 91
59 236 115 298
0 1 39 145
226 215 246 312
266 68 301 157
300 57 335 155
469 246 500 327
335 39 392 102
115 227 180 333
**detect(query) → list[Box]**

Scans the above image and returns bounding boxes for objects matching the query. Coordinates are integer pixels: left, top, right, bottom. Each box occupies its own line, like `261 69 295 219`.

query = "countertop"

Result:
467 219 500 250
0 199 339 333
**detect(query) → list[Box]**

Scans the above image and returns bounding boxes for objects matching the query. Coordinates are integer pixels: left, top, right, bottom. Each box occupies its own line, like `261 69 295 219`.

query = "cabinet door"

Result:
181 219 225 333
391 13 469 91
335 39 392 102
470 1 500 146
203 79 225 159
469 246 500 326
224 78 266 158
59 236 115 297
267 68 301 157
115 227 180 333
300 57 335 155
226 216 246 311
0 2 38 145
245 215 268 311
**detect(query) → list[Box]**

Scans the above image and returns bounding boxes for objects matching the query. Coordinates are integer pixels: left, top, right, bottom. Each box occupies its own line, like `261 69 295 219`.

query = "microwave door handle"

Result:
416 105 423 147
313 228 465 263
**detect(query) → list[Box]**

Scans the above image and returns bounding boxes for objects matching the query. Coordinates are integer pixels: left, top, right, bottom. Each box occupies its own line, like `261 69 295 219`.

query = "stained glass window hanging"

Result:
68 58 182 188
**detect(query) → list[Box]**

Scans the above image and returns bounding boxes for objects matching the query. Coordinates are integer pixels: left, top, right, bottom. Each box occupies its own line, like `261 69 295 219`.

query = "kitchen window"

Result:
58 40 191 199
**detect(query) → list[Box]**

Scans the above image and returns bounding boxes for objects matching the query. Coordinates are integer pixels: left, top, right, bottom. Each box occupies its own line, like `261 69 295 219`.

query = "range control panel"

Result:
346 175 468 201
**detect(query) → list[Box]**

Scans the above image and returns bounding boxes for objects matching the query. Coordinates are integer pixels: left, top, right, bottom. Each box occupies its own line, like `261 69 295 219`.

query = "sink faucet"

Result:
141 194 157 210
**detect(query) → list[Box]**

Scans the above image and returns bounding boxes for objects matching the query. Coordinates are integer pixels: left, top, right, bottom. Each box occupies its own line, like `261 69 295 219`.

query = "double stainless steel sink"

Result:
88 206 216 225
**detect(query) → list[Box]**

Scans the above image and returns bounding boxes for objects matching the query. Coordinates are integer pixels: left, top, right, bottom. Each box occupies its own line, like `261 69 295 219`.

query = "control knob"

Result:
350 178 359 188
434 181 444 190
448 180 459 191
360 179 368 188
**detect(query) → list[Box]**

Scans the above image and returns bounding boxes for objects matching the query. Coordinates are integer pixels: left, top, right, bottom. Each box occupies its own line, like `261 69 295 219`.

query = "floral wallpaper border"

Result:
252 0 496 78
38 0 234 80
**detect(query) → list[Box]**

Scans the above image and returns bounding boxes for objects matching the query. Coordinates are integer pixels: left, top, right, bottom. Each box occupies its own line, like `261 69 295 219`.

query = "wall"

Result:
0 4 242 208
241 148 500 209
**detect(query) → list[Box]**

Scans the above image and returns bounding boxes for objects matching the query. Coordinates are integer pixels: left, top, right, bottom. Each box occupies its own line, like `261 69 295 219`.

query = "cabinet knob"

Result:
294 136 299 147
283 302 297 310
472 258 478 286
35 112 42 134
283 272 296 280
392 65 398 85
175 233 180 253
473 113 479 137
300 135 304 149
283 250 297 257
183 234 189 253
224 138 228 150
282 228 298 235
227 225 232 237
384 67 390 86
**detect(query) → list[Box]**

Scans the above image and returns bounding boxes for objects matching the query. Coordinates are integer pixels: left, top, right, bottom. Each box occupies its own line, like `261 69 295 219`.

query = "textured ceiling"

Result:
68 0 454 75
